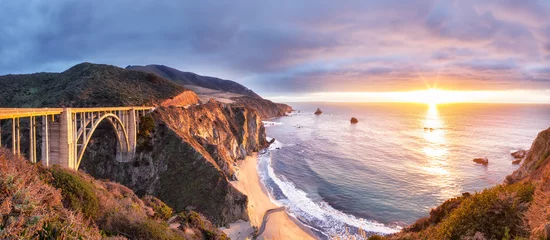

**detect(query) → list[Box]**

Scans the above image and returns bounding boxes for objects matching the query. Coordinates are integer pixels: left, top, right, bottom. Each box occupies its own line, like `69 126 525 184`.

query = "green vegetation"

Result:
398 183 535 240
123 219 185 240
177 211 229 240
532 151 550 170
0 148 228 239
368 234 386 240
0 149 100 239
0 62 186 107
47 165 100 220
137 114 155 152
144 195 173 220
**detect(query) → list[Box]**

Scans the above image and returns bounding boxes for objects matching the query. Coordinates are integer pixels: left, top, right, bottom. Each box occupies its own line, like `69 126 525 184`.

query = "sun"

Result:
424 88 447 105
406 88 450 105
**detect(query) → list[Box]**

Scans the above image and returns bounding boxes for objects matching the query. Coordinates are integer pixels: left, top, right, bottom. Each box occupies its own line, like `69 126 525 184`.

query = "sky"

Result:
1 0 550 102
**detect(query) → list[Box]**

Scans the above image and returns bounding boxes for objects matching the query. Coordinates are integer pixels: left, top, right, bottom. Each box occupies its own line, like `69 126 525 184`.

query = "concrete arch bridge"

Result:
0 107 153 170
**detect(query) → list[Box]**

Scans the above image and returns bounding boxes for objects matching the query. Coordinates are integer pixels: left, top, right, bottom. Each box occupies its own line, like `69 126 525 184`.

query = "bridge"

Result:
0 107 154 170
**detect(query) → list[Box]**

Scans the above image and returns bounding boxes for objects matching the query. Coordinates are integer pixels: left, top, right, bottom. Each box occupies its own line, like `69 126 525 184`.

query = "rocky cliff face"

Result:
79 100 268 226
160 90 200 107
506 127 550 184
231 96 293 119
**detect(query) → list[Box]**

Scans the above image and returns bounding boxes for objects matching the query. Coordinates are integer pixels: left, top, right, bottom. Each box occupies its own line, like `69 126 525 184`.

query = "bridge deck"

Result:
0 107 154 120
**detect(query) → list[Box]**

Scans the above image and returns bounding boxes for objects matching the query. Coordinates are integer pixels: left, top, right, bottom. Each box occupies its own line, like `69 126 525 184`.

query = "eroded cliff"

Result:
80 100 269 226
231 96 293 119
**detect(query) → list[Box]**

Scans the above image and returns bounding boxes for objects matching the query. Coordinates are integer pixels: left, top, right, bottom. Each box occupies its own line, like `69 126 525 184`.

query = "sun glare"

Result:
416 88 448 105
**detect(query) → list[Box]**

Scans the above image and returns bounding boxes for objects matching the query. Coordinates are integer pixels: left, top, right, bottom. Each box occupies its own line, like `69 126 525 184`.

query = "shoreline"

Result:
222 154 317 240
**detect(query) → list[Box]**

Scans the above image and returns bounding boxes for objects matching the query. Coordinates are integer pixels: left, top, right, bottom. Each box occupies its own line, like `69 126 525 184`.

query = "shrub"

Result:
177 211 228 240
143 195 173 220
0 149 100 239
368 234 386 240
133 219 184 240
532 152 550 170
139 115 155 137
405 193 470 233
47 166 100 220
434 183 534 239
137 115 155 152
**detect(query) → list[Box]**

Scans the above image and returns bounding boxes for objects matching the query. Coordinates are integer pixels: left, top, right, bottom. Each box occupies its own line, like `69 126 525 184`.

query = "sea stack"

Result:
350 117 358 124
314 108 323 115
473 157 489 165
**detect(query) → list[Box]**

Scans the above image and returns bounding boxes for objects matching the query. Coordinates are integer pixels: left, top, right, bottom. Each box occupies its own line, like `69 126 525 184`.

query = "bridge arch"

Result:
75 113 131 170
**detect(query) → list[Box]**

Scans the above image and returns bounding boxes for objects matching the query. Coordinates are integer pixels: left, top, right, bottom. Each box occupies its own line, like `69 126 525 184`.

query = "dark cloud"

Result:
0 0 549 96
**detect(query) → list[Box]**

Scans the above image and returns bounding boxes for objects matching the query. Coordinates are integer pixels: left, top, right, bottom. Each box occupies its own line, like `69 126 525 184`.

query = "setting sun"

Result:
406 88 450 104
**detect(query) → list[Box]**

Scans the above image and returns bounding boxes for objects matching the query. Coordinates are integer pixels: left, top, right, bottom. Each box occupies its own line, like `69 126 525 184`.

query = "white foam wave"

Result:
258 139 401 238
262 121 283 127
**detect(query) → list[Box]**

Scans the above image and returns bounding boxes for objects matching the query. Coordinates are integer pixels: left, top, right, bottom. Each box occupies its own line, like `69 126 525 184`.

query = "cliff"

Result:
0 149 227 239
505 128 550 184
79 100 269 226
231 96 293 119
0 61 282 228
388 127 550 240
160 90 201 107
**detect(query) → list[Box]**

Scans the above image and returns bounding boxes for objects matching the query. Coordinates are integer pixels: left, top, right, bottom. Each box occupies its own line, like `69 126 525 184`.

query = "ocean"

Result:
258 102 550 239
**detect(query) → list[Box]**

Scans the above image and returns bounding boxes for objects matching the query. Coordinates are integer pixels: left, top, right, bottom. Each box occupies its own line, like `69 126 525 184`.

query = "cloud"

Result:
0 0 549 96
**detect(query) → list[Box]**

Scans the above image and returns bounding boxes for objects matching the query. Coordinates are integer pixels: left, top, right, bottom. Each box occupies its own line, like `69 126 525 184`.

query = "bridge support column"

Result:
58 108 75 169
128 108 137 155
41 115 50 166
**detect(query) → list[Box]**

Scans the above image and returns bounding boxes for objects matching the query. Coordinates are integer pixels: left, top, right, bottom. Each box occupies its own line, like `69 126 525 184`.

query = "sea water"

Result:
258 102 550 239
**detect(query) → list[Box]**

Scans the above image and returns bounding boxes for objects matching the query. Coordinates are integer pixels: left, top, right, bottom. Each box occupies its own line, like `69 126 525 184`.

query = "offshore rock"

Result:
80 101 268 226
511 149 527 159
350 117 359 124
314 108 323 115
473 157 489 165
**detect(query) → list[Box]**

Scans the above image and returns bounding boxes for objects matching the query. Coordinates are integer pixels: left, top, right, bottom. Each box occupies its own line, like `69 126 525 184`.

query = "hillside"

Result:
127 64 261 99
0 62 198 107
386 128 550 240
128 64 293 118
0 149 227 239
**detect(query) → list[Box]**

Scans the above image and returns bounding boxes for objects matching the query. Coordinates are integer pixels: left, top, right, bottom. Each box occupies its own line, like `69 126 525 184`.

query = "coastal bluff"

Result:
81 101 269 225
0 62 288 227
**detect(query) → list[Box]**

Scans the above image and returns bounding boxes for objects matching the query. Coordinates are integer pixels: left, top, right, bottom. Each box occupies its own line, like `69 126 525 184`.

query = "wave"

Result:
258 138 401 239
262 121 284 127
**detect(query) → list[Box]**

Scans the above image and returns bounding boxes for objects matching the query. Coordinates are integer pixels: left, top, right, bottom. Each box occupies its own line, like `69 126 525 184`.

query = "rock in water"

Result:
512 159 522 165
473 157 489 165
350 117 358 124
511 149 527 159
314 108 323 115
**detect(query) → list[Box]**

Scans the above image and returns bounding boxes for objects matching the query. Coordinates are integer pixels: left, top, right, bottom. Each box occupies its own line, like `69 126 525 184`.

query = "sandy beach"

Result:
223 154 316 240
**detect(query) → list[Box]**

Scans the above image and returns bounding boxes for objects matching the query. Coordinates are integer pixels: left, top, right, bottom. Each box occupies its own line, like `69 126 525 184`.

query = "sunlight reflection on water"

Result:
421 104 461 200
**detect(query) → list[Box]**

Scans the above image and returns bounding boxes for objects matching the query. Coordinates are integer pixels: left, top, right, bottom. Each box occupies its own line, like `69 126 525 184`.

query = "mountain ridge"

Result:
0 62 198 107
126 64 262 99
